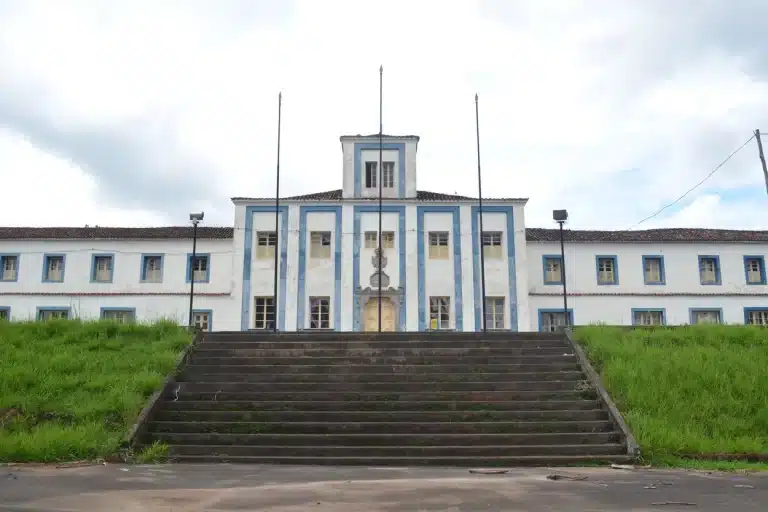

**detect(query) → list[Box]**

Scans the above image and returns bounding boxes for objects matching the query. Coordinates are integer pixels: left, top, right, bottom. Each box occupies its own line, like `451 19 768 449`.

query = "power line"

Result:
626 134 756 231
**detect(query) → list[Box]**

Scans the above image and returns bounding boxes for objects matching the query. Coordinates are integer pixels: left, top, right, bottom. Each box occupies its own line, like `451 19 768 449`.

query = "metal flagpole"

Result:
475 94 487 332
272 92 282 332
378 65 383 333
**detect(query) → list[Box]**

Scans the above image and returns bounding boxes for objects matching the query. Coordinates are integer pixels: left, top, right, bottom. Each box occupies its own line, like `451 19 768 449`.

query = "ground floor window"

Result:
746 309 768 325
632 309 665 326
0 308 8 321
309 297 330 329
690 309 721 325
100 309 135 323
484 297 505 329
254 296 276 329
540 310 572 332
38 308 70 321
192 311 212 331
429 296 451 329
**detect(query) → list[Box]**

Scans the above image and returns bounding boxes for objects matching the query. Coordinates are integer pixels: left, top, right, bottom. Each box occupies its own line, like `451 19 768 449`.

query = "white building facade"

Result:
1 134 767 331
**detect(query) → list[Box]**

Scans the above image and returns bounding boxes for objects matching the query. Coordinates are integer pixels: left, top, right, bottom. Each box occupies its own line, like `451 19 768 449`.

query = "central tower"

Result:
340 134 420 199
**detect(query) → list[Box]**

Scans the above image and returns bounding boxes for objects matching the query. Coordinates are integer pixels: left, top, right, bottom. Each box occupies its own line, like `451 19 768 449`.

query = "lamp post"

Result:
552 209 569 327
188 212 204 329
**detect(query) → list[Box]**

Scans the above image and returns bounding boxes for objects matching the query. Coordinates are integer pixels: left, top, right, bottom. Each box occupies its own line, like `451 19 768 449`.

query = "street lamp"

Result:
552 209 569 327
188 212 204 329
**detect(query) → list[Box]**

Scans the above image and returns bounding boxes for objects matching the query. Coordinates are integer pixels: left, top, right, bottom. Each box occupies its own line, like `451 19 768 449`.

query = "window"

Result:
1 254 18 281
42 254 65 283
632 309 665 326
365 161 377 188
596 256 618 285
310 232 332 259
482 232 503 259
192 311 212 331
141 254 163 283
542 255 562 284
690 309 722 325
382 161 395 188
484 297 505 329
38 308 69 321
428 232 449 260
309 297 330 329
429 296 451 329
91 254 114 283
746 308 768 325
642 256 665 285
101 308 135 323
744 256 766 285
187 254 210 283
698 256 721 285
0 307 9 321
254 297 275 329
540 310 572 332
364 231 395 249
256 231 277 259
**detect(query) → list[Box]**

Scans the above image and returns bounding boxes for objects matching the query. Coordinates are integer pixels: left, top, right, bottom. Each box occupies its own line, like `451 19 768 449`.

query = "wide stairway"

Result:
140 331 633 466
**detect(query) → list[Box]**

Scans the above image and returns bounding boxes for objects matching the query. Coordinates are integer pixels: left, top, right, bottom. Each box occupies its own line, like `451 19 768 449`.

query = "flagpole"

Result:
377 65 383 333
475 93 487 332
272 92 282 332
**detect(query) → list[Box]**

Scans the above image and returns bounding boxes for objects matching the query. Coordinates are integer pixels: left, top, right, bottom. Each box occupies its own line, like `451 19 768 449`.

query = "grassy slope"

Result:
0 319 191 462
575 325 768 466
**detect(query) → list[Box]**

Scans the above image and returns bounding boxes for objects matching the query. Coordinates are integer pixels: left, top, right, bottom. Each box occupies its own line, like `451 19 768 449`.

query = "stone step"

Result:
154 409 610 423
148 431 622 446
164 390 598 402
171 380 587 393
178 371 586 384
147 420 615 435
159 443 626 458
196 340 572 351
202 331 567 343
188 355 578 366
191 347 573 358
184 362 584 373
159 399 605 412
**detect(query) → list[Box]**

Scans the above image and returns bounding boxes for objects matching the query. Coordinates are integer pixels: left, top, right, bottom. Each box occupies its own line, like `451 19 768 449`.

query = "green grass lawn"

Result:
575 325 768 468
0 319 191 463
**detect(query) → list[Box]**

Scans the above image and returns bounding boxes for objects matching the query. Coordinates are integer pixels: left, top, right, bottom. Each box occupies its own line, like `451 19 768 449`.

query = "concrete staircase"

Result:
139 331 635 466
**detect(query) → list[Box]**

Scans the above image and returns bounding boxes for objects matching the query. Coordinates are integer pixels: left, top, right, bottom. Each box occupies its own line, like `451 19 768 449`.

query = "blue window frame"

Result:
191 309 213 331
542 255 563 285
537 308 574 332
743 256 766 285
0 306 10 320
642 255 665 285
0 253 20 282
140 253 164 283
90 253 115 283
631 308 666 326
595 255 619 285
41 254 66 283
698 255 721 285
745 307 768 325
186 253 211 283
100 307 136 323
36 307 71 320
689 308 723 325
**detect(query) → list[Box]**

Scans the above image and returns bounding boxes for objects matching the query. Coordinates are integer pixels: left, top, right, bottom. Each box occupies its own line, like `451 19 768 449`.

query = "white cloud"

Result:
0 0 766 229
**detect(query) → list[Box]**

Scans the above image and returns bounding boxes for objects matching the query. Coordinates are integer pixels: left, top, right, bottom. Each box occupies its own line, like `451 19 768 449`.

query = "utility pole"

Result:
755 129 768 195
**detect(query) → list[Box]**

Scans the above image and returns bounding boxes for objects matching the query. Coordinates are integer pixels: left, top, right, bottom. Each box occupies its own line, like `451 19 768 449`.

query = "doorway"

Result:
364 297 396 331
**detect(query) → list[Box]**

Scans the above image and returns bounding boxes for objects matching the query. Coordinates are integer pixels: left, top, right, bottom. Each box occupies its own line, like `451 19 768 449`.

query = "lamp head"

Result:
189 212 204 223
552 209 568 223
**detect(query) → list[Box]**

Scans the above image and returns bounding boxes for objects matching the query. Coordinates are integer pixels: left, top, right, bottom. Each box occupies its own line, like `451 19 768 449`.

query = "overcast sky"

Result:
0 0 767 230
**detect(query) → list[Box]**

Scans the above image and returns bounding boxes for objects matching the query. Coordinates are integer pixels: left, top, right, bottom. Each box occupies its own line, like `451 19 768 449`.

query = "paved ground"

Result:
0 463 765 511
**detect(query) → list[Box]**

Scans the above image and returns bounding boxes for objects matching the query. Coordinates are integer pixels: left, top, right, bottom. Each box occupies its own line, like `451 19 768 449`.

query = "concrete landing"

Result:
1 464 766 511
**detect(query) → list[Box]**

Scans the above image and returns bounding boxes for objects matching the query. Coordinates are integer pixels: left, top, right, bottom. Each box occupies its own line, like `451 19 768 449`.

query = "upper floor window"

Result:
256 231 277 259
382 161 395 188
364 231 395 249
187 254 210 283
91 254 114 283
698 256 721 285
365 162 377 188
482 232 503 259
42 254 65 283
1 254 18 281
543 256 562 285
428 232 449 260
596 256 618 285
310 231 332 259
642 256 665 285
141 254 163 283
744 256 766 285
485 297 505 330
